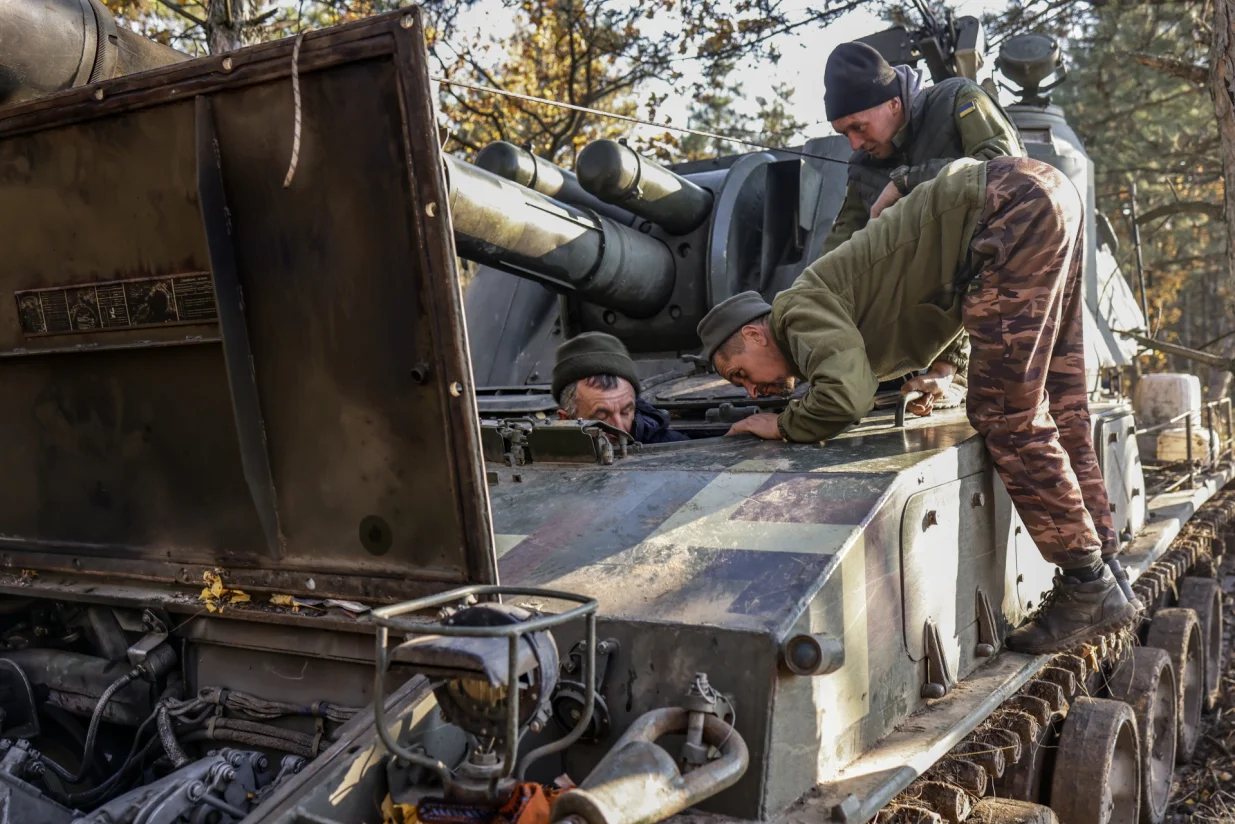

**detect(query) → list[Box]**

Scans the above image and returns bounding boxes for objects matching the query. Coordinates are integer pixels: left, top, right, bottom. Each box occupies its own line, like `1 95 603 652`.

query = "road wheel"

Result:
1143 607 1203 762
1107 648 1178 824
1049 697 1140 824
1176 577 1223 711
969 798 1059 824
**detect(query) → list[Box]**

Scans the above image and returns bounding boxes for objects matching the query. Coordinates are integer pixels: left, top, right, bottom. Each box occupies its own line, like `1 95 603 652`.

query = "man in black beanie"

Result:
821 40 1025 417
552 332 688 444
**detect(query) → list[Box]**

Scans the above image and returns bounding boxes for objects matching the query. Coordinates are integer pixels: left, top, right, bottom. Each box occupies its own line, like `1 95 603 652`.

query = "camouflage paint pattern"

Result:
962 156 1119 565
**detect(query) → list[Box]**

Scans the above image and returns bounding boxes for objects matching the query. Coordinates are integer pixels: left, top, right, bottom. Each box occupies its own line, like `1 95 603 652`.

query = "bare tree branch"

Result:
156 0 206 27
1137 200 1225 223
1131 52 1209 84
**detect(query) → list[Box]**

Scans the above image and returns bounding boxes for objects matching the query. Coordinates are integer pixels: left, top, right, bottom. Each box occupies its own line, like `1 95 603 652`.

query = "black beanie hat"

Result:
552 332 641 403
824 42 900 122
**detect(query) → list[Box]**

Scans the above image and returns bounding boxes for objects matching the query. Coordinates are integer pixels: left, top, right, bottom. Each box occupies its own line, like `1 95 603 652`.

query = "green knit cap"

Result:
551 332 641 403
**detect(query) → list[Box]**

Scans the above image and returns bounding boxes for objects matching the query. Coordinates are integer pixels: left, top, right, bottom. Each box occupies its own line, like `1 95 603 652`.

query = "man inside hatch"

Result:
552 332 688 445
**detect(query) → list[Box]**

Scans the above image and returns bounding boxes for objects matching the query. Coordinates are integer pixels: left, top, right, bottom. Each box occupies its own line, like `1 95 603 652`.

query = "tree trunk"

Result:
205 0 245 54
1208 0 1235 400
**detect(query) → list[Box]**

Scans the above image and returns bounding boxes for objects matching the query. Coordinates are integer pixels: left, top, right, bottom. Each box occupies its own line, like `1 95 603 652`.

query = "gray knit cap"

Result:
696 291 774 361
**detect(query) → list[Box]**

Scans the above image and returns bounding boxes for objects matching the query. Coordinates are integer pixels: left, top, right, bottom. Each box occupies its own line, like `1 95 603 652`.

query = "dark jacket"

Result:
822 74 1025 255
633 398 689 443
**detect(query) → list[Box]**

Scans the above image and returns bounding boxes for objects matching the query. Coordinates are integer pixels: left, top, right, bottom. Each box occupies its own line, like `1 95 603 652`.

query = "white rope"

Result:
283 34 305 188
430 75 845 165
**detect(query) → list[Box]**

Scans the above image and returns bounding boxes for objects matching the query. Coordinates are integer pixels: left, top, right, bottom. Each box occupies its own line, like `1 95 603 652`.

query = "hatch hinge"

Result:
921 618 954 699
975 588 1001 658
479 419 638 466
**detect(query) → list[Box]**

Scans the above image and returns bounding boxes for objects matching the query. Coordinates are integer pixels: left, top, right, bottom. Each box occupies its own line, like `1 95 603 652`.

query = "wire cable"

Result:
430 75 851 166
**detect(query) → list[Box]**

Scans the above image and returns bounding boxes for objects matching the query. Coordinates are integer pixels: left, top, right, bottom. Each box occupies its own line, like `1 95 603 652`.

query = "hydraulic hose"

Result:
157 703 191 769
182 728 316 759
61 669 139 784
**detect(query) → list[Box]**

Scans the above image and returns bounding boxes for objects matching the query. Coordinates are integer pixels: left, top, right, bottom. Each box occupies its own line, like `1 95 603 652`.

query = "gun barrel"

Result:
0 0 188 106
576 139 714 235
445 156 676 318
474 141 637 225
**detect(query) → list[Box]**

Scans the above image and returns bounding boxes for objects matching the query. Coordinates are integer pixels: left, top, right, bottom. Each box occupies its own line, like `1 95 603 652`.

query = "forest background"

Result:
103 0 1235 399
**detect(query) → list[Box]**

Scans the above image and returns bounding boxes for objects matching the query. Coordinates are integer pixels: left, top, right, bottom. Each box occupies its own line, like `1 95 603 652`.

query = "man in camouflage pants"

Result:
695 155 1138 654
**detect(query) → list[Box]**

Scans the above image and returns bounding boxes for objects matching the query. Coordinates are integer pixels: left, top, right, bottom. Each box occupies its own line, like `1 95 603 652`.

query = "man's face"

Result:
714 326 796 400
557 377 637 434
832 98 904 159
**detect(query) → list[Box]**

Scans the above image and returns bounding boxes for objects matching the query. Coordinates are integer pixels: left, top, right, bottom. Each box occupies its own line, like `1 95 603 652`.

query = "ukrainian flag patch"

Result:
958 101 977 119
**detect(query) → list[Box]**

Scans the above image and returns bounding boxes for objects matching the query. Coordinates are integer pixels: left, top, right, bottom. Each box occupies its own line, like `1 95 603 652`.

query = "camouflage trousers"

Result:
960 157 1118 567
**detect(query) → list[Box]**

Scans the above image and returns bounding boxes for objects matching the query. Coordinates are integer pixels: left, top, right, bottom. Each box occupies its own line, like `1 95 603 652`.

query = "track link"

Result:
876 488 1235 823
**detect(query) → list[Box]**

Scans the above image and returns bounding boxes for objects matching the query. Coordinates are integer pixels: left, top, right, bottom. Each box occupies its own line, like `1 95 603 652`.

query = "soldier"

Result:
821 41 1026 411
552 332 688 444
695 156 1134 654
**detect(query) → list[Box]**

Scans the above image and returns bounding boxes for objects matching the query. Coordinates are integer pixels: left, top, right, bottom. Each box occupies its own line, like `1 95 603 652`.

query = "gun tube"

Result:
445 155 676 318
0 0 188 106
475 141 638 225
575 139 715 236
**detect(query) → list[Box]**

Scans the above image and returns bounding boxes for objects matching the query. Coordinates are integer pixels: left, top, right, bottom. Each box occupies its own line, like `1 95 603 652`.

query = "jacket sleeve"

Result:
905 86 1026 191
774 297 879 443
818 181 869 256
934 328 970 374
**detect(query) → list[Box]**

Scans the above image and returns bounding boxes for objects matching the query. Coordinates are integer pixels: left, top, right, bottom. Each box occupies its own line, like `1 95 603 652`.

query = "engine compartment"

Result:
0 598 376 822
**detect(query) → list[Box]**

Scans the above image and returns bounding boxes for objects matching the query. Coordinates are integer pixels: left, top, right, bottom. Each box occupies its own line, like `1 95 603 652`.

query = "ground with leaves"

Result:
1166 562 1235 822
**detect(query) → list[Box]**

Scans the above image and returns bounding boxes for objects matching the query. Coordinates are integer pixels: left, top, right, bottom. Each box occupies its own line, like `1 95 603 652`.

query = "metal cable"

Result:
430 75 850 166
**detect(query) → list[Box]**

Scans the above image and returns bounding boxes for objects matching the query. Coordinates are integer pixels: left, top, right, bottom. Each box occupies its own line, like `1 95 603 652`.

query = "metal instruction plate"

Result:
15 272 218 336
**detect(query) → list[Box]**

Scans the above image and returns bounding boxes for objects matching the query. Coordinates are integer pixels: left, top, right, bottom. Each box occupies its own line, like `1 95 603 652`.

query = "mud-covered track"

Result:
875 488 1235 824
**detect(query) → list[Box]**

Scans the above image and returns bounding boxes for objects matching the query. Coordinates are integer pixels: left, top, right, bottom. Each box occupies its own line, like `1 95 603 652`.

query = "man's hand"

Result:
870 181 902 219
901 361 957 417
725 412 783 440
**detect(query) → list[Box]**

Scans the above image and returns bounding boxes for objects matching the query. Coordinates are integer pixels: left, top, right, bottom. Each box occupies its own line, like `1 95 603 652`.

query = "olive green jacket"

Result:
819 82 1022 373
772 158 986 443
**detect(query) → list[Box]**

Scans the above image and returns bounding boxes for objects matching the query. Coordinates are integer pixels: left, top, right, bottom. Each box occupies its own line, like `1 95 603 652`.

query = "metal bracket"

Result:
552 637 619 743
975 588 1000 658
194 95 284 559
895 390 925 429
480 419 636 465
705 403 759 425
921 618 954 699
126 609 171 668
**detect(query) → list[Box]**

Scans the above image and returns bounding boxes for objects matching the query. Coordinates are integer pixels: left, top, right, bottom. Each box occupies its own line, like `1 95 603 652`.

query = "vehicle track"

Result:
1164 531 1235 823
876 487 1235 824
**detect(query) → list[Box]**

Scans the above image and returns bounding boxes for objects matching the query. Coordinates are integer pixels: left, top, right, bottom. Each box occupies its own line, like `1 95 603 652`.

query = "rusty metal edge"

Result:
0 11 410 138
391 10 497 587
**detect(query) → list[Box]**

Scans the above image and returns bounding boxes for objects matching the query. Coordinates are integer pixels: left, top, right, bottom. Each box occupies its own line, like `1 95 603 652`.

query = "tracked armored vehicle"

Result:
0 5 1230 824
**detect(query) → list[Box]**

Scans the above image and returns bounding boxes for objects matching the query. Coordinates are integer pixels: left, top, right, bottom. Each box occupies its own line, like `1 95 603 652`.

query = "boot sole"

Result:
1006 602 1142 656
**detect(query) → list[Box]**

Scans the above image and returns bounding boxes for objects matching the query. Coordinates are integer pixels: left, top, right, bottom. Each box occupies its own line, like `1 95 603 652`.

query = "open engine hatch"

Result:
0 12 496 602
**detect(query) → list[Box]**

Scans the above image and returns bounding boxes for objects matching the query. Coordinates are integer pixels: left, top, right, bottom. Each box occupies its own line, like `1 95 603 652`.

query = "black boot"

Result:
1006 566 1140 655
